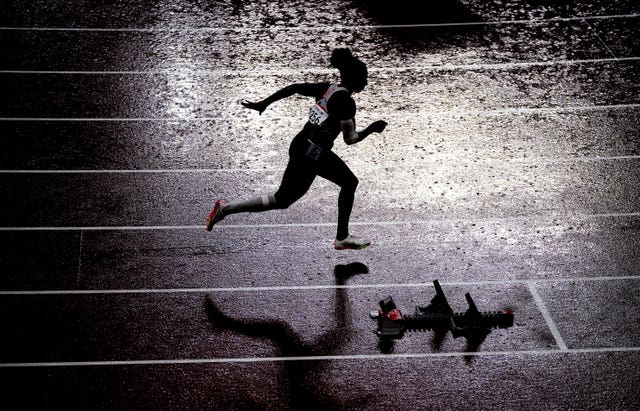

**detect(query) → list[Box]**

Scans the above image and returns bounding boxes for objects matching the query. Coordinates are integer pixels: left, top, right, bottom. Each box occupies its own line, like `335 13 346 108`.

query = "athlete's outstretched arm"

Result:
342 119 388 145
241 83 322 114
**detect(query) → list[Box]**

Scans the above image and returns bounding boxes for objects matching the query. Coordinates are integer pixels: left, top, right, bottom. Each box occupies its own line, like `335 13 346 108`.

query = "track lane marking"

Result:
1 212 639 232
583 19 619 61
1 103 638 122
2 347 639 367
528 282 568 350
1 56 638 75
5 104 640 121
0 13 638 32
2 154 639 174
1 275 638 296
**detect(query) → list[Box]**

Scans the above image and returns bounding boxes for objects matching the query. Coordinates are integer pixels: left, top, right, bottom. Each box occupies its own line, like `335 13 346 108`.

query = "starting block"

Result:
370 280 514 339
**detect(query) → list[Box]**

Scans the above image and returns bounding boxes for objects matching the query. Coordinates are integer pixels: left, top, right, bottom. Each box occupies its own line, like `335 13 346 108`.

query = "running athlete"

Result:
206 48 387 250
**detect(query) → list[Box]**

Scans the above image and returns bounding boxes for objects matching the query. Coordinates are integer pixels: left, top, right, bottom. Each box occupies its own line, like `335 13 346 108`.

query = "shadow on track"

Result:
377 317 490 363
350 0 484 53
350 0 481 25
204 262 370 411
375 283 505 363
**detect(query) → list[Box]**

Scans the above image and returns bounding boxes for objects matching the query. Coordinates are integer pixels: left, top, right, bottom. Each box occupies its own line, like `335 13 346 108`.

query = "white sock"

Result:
223 194 276 215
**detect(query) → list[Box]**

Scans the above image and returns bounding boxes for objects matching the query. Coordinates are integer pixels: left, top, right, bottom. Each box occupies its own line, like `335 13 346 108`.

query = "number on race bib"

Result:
309 104 329 125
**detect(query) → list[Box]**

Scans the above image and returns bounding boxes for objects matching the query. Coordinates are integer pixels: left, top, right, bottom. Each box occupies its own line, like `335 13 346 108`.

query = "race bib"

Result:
309 103 329 125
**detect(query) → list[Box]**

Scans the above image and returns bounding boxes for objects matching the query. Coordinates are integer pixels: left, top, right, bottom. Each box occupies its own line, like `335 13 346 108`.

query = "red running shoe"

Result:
206 199 227 231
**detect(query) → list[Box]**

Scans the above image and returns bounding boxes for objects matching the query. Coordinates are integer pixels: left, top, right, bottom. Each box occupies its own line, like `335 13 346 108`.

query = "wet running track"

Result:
1 1 639 410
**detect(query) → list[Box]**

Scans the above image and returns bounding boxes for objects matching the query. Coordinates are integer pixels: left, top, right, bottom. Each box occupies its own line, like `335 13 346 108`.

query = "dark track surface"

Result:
1 1 639 410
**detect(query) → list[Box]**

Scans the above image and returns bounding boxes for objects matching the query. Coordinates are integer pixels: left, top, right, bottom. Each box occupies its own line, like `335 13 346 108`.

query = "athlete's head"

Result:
331 48 368 93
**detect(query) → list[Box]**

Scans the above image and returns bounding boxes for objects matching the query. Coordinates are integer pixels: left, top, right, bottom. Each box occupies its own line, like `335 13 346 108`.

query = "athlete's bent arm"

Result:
342 119 388 145
241 83 324 114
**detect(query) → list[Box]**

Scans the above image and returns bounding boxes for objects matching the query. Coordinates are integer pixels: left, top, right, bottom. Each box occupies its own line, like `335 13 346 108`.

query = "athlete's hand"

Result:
241 99 268 114
369 120 388 133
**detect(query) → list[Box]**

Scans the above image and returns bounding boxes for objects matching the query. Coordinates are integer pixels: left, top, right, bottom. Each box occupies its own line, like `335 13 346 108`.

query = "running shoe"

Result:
334 235 371 250
206 199 227 231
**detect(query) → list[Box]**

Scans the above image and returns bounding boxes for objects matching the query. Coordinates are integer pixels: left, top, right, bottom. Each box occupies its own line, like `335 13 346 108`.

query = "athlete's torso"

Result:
301 83 354 149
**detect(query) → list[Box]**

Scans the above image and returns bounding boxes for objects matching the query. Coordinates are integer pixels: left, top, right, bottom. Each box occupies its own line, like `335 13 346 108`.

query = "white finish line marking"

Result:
1 347 639 368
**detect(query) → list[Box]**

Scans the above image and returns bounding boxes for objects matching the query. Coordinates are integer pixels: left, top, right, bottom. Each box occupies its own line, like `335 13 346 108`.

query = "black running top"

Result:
301 82 356 149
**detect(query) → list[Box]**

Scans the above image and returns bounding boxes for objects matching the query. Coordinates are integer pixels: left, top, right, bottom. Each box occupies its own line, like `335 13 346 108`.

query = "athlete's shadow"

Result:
379 323 490 362
204 262 370 411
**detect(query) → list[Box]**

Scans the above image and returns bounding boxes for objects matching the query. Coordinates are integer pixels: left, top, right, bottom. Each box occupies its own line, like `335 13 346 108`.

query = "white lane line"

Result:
76 231 83 288
1 212 639 232
0 103 638 122
446 104 640 116
1 347 639 367
1 275 638 296
2 154 639 174
0 168 281 174
583 19 619 61
368 57 639 74
0 13 638 32
1 56 638 76
528 282 568 351
0 225 201 231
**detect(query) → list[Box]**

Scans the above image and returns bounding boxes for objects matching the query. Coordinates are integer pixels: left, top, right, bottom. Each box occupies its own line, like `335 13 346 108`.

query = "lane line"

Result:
0 13 638 32
368 57 638 74
1 103 638 122
76 231 83 288
2 8 637 375
1 347 639 367
1 275 639 296
527 282 568 350
583 19 619 60
1 56 638 76
1 154 639 174
1 212 639 232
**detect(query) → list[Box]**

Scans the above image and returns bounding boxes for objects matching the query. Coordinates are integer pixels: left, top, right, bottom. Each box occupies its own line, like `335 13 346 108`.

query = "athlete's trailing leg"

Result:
206 151 315 231
206 194 277 231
